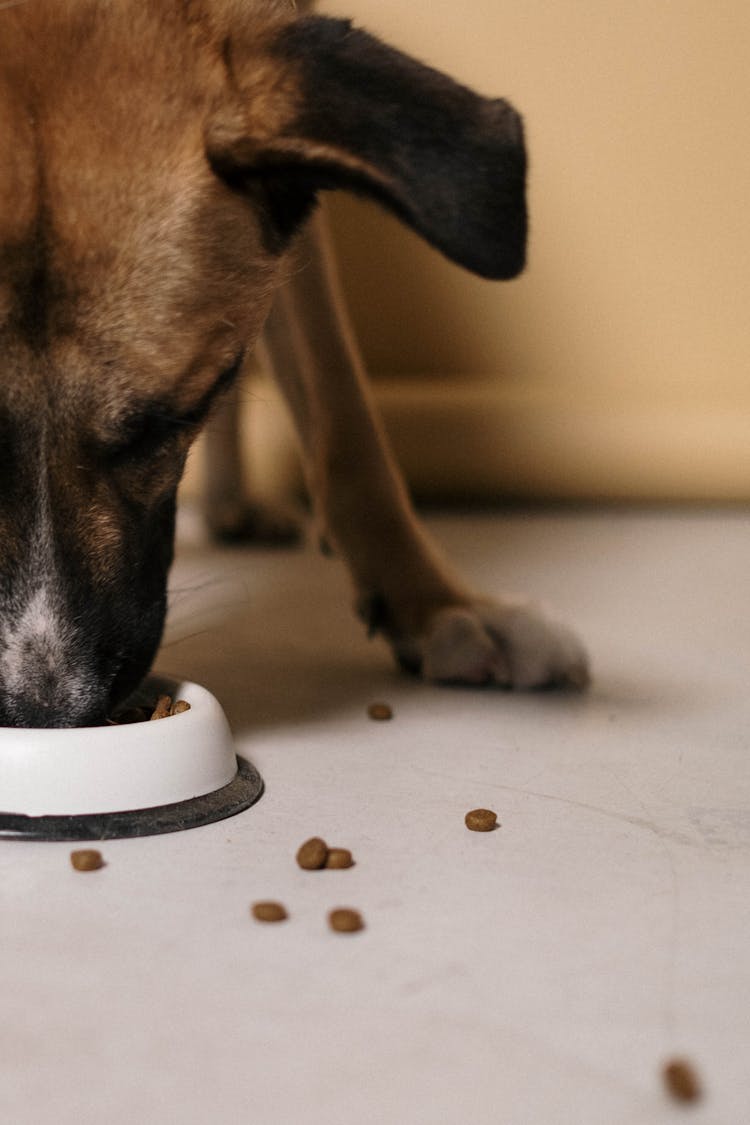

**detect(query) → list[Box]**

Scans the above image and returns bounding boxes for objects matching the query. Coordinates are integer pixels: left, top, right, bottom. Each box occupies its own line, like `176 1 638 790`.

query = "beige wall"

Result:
309 0 750 500
186 1 750 504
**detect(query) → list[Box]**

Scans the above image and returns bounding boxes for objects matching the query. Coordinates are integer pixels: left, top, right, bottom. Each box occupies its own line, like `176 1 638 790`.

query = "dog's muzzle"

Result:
0 577 166 728
0 587 112 727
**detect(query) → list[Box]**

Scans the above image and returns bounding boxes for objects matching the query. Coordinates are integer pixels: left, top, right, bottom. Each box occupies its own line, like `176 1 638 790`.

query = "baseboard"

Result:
183 376 750 504
375 380 750 502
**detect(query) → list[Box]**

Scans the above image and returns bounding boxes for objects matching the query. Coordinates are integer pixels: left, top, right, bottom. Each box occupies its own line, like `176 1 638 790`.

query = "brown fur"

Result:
0 0 586 727
1 1 287 583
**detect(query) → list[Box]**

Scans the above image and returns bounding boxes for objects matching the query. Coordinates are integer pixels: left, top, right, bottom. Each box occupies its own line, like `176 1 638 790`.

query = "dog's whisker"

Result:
166 577 254 613
166 596 254 628
167 570 253 601
159 628 213 650
167 583 221 604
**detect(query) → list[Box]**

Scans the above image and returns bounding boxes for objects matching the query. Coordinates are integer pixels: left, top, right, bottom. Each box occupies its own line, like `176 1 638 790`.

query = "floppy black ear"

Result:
206 16 527 280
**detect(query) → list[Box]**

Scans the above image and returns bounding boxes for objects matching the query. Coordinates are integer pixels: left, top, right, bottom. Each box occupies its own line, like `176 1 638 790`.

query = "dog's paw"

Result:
396 600 590 690
206 500 303 547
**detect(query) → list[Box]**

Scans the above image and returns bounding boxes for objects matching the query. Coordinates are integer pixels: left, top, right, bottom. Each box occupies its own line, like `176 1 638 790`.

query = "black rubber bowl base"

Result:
0 757 263 841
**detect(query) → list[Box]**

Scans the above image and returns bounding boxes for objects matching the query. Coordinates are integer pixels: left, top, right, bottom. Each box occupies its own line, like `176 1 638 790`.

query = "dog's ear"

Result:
205 16 526 279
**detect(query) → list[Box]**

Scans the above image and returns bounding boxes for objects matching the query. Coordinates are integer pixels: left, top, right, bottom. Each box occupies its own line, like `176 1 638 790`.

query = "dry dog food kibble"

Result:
146 696 191 721
251 901 288 923
70 849 105 871
328 908 364 933
325 848 354 869
663 1059 701 1103
465 808 498 832
296 836 329 870
150 694 173 720
367 702 393 721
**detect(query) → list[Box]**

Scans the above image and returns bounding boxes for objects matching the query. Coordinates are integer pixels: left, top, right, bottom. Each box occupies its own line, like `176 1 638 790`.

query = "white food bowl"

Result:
0 678 263 840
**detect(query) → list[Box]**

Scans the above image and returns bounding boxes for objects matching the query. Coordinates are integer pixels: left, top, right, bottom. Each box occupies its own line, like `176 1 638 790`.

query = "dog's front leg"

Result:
202 375 301 546
263 213 589 689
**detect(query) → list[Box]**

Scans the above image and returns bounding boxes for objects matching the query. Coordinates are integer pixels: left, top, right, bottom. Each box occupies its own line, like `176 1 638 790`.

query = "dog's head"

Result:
0 0 526 726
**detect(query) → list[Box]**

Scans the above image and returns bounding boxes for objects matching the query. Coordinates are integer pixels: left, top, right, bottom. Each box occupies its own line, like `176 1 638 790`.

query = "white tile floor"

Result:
2 508 750 1124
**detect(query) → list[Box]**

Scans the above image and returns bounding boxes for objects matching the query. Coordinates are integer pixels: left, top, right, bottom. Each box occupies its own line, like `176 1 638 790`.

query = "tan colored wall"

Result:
185 0 750 504
310 0 750 500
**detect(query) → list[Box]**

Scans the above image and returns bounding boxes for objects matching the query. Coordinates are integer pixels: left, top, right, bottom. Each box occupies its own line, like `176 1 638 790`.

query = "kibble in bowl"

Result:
112 695 191 724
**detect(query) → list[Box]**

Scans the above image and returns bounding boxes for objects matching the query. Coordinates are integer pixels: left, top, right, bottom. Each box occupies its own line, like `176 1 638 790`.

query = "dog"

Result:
0 0 588 728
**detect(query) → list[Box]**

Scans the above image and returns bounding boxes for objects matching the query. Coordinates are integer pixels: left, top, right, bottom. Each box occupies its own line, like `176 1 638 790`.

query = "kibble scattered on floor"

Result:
325 847 354 869
70 849 105 872
296 836 329 870
328 908 364 933
464 808 498 832
367 702 393 721
251 901 288 923
662 1058 701 1103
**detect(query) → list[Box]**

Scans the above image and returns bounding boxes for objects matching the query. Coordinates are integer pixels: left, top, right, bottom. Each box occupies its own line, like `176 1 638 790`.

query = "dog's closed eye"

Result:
101 410 189 464
96 352 246 464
